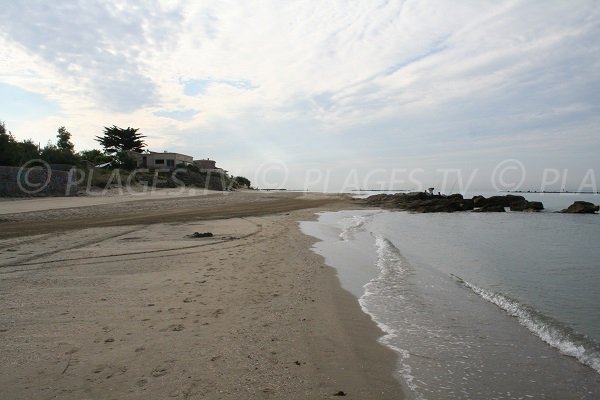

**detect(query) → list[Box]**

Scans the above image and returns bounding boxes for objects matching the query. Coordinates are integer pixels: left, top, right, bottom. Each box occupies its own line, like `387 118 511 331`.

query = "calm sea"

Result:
300 193 600 399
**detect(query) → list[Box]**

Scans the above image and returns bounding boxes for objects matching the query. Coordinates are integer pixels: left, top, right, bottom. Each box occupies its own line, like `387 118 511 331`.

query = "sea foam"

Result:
358 235 425 399
454 275 600 374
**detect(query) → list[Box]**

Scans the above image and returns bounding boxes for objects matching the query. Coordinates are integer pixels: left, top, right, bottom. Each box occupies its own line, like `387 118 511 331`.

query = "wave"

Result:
452 274 600 374
338 214 372 241
358 235 425 399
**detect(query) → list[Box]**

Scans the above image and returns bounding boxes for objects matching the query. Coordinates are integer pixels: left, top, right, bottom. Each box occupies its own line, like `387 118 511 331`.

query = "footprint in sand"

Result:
136 378 148 387
151 367 168 377
93 365 104 373
161 324 184 332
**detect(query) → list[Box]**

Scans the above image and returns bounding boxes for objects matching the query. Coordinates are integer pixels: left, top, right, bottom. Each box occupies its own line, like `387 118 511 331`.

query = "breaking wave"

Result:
338 214 372 241
358 235 424 398
452 274 600 374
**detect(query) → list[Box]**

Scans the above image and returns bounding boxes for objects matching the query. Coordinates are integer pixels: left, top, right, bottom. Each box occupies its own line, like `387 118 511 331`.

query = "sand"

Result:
0 187 220 215
0 191 404 399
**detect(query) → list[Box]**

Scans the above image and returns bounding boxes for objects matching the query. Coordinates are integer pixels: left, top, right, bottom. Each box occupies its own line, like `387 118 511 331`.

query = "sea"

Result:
300 192 600 399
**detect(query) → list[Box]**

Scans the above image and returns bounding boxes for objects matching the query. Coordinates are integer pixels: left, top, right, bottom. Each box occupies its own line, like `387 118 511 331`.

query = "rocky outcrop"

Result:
473 205 506 212
364 193 544 213
473 195 544 212
560 201 599 214
364 192 474 213
509 199 544 212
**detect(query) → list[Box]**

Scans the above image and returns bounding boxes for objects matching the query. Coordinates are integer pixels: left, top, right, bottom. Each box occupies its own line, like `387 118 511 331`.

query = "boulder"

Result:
561 201 599 214
472 195 487 207
461 198 475 211
473 205 506 212
485 195 512 208
364 192 472 213
189 232 214 238
406 198 465 213
528 201 544 211
472 194 543 212
509 199 544 212
363 193 543 213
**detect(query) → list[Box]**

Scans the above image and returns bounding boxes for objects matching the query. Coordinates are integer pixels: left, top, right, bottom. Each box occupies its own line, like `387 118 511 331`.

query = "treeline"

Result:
0 120 252 189
0 120 111 167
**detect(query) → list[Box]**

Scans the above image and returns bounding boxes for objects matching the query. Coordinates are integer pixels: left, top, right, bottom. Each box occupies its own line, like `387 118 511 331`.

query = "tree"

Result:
95 126 146 154
56 126 74 153
0 120 41 166
79 149 112 165
17 139 41 164
40 143 77 165
39 126 78 165
234 176 251 188
0 121 18 166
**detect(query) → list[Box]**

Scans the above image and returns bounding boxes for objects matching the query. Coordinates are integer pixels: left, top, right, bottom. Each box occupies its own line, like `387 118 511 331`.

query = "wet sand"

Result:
0 192 404 399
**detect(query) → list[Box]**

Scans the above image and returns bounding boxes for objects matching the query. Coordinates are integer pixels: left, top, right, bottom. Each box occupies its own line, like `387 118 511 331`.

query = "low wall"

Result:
0 166 78 197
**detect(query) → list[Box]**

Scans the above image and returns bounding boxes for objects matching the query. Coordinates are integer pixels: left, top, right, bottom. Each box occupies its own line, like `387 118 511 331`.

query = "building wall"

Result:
0 166 77 197
129 152 194 169
194 159 217 169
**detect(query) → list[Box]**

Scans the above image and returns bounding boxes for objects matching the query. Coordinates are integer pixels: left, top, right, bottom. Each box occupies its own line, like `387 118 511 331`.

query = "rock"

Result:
472 195 487 207
509 199 529 211
509 199 544 212
189 232 213 238
364 193 543 213
561 201 599 214
480 195 509 208
527 201 544 211
473 205 506 212
364 192 474 213
461 198 475 211
471 195 544 212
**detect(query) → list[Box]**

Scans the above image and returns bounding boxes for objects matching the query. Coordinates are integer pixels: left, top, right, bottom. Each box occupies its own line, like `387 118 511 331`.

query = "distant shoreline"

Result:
350 189 600 194
503 190 600 194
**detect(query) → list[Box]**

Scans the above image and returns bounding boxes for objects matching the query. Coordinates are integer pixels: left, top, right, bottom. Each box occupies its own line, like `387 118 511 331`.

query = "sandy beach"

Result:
0 191 404 399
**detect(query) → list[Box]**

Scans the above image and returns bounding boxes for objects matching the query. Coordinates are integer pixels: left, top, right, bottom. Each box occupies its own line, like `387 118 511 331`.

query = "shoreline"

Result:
305 208 600 398
0 191 346 239
0 192 404 399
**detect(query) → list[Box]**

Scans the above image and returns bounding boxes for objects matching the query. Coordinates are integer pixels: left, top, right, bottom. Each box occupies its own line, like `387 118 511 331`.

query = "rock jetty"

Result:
363 192 544 213
560 201 599 214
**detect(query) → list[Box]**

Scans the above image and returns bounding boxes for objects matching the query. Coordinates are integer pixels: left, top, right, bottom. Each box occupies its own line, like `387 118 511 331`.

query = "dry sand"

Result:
0 187 220 215
0 192 404 399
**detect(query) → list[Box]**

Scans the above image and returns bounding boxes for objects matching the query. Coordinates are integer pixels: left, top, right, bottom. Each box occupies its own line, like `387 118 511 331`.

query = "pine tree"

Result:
95 126 146 154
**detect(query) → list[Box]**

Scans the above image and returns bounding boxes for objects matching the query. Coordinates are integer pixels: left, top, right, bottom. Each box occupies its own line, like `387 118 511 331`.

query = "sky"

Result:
1 0 599 192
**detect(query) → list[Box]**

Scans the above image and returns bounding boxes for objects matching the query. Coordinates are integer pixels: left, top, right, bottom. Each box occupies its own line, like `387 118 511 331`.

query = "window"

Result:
167 159 175 167
155 159 165 164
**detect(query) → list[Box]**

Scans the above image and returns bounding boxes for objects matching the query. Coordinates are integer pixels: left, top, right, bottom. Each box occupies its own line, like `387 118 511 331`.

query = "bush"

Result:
234 176 251 188
0 121 41 166
40 143 78 165
79 149 112 166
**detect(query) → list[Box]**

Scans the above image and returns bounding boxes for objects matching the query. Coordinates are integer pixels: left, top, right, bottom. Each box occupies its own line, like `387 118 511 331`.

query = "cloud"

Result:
182 79 256 96
0 0 182 112
0 0 599 189
154 109 199 121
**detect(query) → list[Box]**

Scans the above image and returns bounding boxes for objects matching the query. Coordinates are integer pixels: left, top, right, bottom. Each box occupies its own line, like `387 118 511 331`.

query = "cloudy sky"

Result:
1 0 599 191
